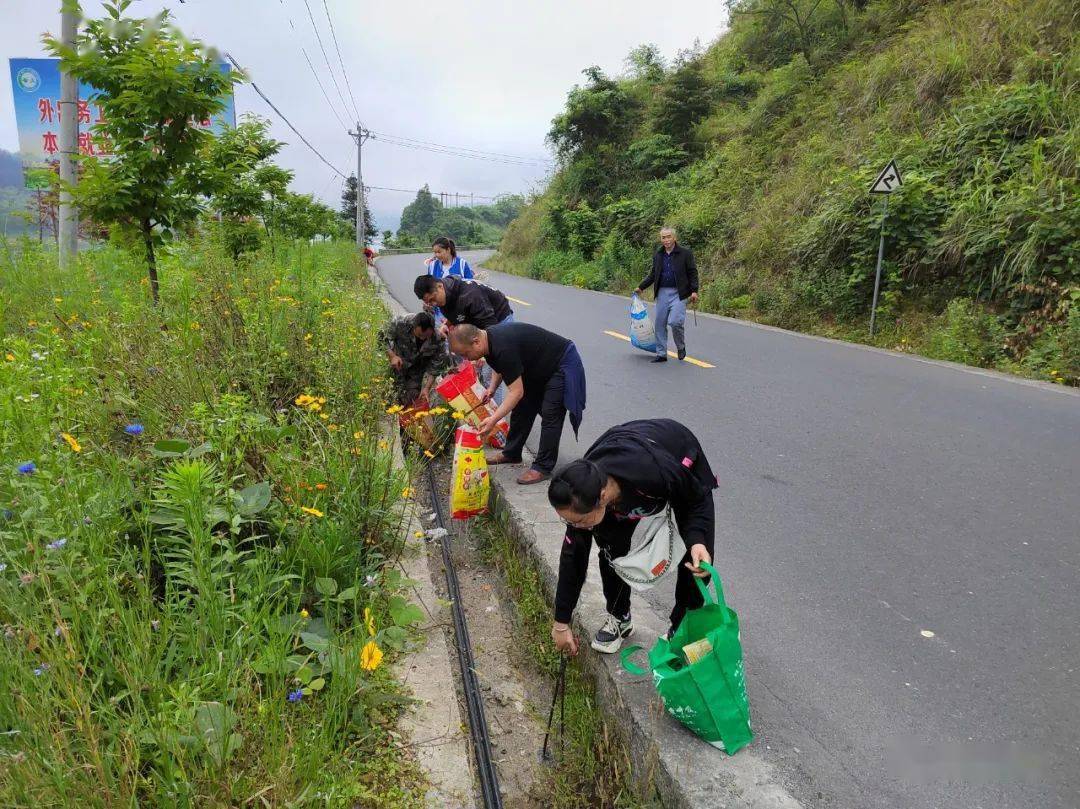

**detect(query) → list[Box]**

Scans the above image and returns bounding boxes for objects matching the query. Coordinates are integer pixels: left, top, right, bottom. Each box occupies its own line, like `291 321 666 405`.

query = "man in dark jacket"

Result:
634 227 699 363
413 274 513 331
546 419 717 654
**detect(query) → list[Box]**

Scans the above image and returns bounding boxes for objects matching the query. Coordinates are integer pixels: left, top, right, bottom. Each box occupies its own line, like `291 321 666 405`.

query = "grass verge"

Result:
472 514 661 809
1 235 428 805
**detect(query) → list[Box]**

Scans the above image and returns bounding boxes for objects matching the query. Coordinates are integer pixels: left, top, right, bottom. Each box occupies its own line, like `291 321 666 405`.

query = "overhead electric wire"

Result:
367 129 554 165
369 133 553 168
274 0 349 130
225 52 348 179
322 0 362 122
301 0 354 122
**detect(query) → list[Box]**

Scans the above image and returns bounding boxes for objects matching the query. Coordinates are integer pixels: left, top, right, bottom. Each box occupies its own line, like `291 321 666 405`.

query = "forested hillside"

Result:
385 185 523 248
494 0 1078 383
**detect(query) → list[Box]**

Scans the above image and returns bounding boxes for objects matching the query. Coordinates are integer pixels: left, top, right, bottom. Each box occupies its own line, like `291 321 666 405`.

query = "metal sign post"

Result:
868 159 902 336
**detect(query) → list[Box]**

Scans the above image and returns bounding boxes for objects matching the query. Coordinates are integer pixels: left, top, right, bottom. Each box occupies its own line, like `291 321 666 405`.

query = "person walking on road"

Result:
545 419 717 655
634 227 699 363
427 236 474 280
448 322 586 485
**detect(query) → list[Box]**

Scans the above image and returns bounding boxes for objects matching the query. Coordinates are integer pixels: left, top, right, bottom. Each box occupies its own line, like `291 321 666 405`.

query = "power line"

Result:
225 52 348 179
301 0 353 120
365 183 511 201
275 0 349 130
369 133 553 168
368 129 553 165
322 0 362 122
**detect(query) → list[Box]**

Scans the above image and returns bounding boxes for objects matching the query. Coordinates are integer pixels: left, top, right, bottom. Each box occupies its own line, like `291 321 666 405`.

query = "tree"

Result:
653 61 713 148
339 175 375 245
202 115 291 258
625 44 666 82
547 67 639 159
47 0 239 303
397 185 441 239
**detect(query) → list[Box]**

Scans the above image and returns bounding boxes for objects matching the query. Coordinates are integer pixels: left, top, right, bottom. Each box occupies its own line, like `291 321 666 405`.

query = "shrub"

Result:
925 298 1006 367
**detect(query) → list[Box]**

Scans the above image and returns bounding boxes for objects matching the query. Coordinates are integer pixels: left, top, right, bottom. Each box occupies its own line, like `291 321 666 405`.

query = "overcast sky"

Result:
1 0 727 231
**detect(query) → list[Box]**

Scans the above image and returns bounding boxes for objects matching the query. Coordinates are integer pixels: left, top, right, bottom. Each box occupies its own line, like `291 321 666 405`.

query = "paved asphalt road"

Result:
377 251 1080 809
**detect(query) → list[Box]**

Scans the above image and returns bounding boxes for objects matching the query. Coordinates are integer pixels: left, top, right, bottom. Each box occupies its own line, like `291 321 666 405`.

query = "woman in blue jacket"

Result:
428 236 474 280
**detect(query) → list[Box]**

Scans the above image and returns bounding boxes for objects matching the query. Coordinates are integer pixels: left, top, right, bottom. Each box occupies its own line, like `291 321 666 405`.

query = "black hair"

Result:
412 311 435 331
548 460 605 514
432 236 457 257
413 274 440 299
448 323 481 350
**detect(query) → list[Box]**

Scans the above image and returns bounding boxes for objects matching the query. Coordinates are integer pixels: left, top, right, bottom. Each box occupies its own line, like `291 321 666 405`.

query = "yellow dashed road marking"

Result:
603 330 715 368
506 296 531 307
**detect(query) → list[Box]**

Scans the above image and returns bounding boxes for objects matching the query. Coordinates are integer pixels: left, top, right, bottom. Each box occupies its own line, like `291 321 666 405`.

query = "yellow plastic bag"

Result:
450 425 490 519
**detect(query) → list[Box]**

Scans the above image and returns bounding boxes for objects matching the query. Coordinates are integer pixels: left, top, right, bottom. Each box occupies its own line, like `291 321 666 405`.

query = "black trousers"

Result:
501 369 567 473
594 499 713 630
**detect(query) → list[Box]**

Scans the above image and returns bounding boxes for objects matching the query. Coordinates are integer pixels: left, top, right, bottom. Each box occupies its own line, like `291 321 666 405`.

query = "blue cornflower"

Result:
124 424 144 436
17 461 36 475
33 663 49 676
46 538 67 551
287 688 304 703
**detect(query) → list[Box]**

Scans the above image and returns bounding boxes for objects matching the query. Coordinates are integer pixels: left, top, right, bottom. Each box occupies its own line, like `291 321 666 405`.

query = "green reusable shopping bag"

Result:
621 562 753 753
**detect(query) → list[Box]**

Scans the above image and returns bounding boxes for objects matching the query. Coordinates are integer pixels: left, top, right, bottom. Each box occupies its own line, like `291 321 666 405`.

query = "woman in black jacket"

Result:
547 419 718 655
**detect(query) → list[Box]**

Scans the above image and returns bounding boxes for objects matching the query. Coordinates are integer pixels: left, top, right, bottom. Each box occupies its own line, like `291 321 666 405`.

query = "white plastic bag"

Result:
629 293 658 353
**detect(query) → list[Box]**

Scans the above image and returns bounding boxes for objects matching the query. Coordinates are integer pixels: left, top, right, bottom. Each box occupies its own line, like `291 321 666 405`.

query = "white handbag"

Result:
605 507 685 592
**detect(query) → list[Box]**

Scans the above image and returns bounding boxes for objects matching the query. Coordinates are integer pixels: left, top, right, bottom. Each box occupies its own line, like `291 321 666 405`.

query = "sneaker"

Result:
677 347 686 361
591 613 633 653
651 355 667 363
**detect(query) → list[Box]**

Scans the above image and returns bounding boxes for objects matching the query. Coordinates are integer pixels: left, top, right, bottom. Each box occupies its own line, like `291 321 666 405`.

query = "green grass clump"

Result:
0 235 428 805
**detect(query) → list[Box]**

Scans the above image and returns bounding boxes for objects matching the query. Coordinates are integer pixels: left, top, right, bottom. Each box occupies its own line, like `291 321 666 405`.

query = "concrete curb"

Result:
370 257 802 808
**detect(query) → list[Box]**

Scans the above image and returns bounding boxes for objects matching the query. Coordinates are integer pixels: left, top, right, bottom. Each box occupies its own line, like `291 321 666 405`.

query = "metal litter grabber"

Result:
539 654 568 765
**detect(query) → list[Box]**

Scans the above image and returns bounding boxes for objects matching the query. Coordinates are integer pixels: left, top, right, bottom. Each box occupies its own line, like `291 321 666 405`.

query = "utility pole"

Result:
58 0 79 267
348 122 369 250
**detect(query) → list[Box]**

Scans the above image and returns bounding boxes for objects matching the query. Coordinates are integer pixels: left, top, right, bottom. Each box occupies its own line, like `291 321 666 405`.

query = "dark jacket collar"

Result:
657 243 682 256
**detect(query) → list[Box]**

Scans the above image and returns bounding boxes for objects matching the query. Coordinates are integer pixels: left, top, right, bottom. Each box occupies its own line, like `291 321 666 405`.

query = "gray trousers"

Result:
654 287 686 355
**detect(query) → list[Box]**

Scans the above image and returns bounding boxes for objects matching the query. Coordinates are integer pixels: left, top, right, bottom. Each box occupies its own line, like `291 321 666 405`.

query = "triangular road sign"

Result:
869 159 902 194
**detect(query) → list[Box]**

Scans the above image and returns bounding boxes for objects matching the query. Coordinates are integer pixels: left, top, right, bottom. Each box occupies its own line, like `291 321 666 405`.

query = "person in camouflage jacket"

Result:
378 312 454 405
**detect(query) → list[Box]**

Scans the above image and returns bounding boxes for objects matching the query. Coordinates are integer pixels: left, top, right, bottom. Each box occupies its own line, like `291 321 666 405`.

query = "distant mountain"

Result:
1 148 24 188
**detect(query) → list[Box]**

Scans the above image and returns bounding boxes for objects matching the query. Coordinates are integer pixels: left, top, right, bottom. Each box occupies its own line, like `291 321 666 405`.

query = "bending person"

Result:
448 322 585 485
415 274 514 404
546 419 717 655
377 311 454 406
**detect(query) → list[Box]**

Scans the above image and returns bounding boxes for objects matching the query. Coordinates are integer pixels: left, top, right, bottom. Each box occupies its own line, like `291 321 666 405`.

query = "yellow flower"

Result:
300 506 324 518
363 607 376 637
452 411 465 420
321 298 331 305
414 530 425 538
304 333 313 341
423 450 435 459
430 407 448 415
4 353 14 362
358 393 370 400
353 430 365 439
61 433 81 453
378 440 388 450
300 608 310 619
385 405 404 415
402 487 414 499
53 297 62 304
295 394 315 406
190 322 200 331
360 640 383 671
319 413 329 421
